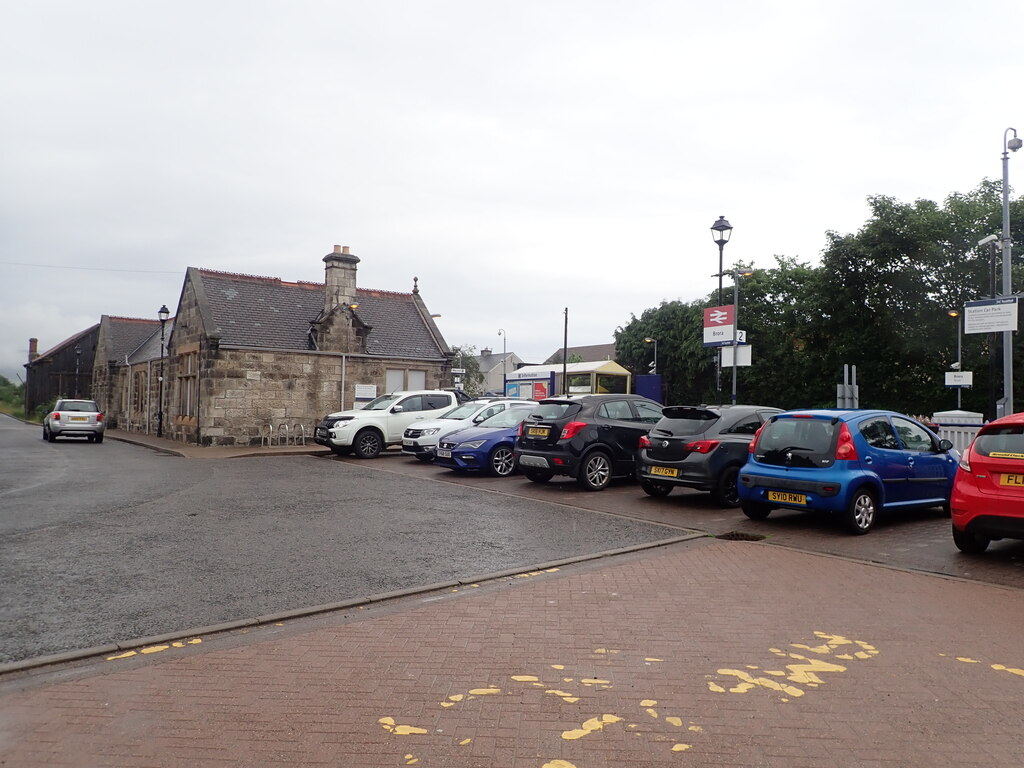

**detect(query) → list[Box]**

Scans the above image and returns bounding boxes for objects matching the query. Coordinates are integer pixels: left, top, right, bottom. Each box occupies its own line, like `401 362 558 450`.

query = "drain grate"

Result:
716 531 767 542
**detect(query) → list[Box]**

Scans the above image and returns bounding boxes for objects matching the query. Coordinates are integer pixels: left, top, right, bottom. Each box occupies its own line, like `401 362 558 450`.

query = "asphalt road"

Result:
0 415 682 664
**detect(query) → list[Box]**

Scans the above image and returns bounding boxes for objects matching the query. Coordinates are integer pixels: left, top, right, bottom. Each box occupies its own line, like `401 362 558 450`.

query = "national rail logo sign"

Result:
703 304 735 347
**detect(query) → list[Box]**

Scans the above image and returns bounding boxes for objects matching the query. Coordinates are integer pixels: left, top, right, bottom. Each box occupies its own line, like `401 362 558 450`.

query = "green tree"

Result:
449 345 487 395
0 374 26 418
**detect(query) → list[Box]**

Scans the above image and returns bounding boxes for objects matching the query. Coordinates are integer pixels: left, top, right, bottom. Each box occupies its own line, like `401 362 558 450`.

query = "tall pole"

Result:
74 344 81 398
157 304 169 438
498 328 507 395
957 317 962 409
731 275 739 405
710 216 732 399
562 308 568 396
1001 128 1020 415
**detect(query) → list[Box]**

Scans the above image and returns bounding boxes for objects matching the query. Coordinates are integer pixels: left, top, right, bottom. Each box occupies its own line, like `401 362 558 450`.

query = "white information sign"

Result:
964 298 1018 334
944 371 974 388
354 384 377 400
720 345 752 367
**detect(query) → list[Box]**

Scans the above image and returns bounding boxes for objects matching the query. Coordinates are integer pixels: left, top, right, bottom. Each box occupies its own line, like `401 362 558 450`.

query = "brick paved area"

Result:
2 538 1023 767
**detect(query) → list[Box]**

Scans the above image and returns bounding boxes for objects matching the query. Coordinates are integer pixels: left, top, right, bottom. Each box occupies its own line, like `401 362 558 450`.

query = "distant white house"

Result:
476 347 528 394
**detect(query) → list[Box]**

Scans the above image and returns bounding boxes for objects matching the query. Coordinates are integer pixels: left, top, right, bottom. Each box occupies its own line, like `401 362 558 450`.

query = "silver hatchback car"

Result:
43 399 105 443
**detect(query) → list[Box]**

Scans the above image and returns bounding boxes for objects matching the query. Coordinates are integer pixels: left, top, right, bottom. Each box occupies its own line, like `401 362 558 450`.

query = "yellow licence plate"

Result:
767 490 806 505
650 466 678 478
70 416 88 422
999 473 1024 487
527 426 550 437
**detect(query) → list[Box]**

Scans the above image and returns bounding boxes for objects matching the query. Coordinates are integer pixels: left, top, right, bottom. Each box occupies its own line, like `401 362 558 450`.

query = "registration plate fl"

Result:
526 426 550 438
767 490 807 505
650 466 678 478
999 473 1024 487
70 416 88 422
436 449 452 459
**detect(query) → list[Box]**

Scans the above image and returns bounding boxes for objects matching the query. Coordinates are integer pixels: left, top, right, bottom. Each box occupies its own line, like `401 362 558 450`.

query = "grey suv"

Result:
43 399 106 443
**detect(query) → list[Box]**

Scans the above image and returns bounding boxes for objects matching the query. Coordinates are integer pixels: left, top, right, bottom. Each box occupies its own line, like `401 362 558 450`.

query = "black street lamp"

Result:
157 304 170 438
74 344 81 398
710 216 733 307
643 337 658 375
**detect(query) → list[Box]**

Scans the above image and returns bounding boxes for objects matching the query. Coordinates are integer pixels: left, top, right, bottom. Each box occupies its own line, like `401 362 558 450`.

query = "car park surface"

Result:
637 404 781 506
738 409 958 534
433 403 535 476
950 411 1024 553
42 399 105 443
515 393 663 491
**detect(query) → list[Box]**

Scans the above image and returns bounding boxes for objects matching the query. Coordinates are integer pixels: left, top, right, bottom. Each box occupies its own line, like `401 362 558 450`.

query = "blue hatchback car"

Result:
434 405 536 476
738 409 958 534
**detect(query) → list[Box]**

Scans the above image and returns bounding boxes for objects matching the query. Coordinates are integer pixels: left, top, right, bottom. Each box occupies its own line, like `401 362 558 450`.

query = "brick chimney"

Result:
28 338 38 361
481 348 492 356
323 244 359 313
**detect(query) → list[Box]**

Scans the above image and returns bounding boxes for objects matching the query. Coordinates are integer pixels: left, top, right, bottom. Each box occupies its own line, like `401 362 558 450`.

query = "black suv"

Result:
636 404 782 506
514 394 663 491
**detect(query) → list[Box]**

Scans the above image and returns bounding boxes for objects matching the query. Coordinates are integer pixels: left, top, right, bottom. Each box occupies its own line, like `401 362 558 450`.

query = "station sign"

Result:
945 371 973 388
703 305 735 347
964 298 1018 334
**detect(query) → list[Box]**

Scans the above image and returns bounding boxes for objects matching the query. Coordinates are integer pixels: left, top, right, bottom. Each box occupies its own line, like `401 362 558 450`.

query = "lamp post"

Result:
157 304 169 438
713 268 753 405
1001 128 1022 416
74 344 81 398
643 337 658 374
948 309 962 409
710 216 733 395
498 328 507 394
979 234 1000 420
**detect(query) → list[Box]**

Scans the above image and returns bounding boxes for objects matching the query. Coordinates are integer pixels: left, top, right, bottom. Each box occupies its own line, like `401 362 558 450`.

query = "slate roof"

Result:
477 351 517 373
195 269 447 360
127 319 175 364
544 342 618 364
102 317 162 363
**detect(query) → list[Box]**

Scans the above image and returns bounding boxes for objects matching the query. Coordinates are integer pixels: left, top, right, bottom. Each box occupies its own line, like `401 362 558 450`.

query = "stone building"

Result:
90 315 166 428
150 245 452 446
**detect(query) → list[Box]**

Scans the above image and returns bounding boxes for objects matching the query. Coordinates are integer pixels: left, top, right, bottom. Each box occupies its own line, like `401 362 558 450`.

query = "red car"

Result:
950 412 1024 553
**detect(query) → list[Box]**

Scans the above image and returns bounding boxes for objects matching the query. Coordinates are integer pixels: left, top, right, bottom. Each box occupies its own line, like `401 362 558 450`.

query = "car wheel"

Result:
353 429 383 459
577 451 612 491
523 469 553 484
46 427 57 443
741 501 772 520
94 434 103 444
415 454 434 463
487 446 516 477
711 465 741 507
952 525 990 554
42 425 49 441
845 488 876 535
640 480 672 497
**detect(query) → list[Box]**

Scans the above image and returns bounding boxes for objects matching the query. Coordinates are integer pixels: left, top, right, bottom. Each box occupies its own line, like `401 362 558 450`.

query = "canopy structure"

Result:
504 360 631 398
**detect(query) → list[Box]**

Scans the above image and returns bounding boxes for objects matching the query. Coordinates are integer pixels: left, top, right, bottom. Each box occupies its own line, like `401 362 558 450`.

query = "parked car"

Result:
433 404 537 476
314 390 461 458
42 399 105 443
949 412 1024 553
636 404 783 506
514 394 663 491
401 398 531 462
738 409 958 534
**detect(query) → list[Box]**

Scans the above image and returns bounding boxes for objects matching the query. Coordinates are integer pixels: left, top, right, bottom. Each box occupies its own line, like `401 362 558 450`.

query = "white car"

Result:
314 390 462 459
402 399 535 462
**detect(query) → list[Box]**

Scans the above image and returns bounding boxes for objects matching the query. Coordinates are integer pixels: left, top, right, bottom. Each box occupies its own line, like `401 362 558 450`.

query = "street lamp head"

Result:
710 215 733 245
158 304 170 323
978 234 999 247
643 337 656 343
1010 137 1023 153
74 344 81 356
948 309 961 318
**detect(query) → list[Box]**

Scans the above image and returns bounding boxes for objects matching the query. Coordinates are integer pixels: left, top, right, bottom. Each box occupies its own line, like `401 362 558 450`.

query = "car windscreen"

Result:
479 407 534 428
362 394 401 410
59 401 99 412
755 417 836 467
974 426 1024 458
442 402 482 420
653 407 719 436
529 402 581 421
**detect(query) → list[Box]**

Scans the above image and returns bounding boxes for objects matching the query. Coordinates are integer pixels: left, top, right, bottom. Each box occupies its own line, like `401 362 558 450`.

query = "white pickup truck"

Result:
314 390 463 458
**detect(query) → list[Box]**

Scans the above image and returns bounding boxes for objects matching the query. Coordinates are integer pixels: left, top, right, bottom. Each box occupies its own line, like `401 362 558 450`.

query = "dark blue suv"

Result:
738 409 958 534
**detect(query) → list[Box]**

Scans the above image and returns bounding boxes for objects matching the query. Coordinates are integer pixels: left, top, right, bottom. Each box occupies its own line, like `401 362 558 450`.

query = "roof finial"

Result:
413 276 419 294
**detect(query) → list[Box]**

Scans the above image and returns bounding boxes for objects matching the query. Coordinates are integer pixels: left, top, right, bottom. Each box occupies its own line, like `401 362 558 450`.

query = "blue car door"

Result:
855 416 914 505
889 416 954 504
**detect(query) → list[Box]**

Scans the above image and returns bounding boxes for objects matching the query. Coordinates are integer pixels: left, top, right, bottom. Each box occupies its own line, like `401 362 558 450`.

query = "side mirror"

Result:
938 439 954 452
391 405 405 413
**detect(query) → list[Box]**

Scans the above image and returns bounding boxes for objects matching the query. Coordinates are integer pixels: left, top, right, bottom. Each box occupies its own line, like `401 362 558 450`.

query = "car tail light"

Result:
958 449 972 472
835 423 858 460
560 421 587 440
749 423 765 453
52 412 61 421
97 413 104 423
685 439 720 454
518 421 525 436
638 435 652 449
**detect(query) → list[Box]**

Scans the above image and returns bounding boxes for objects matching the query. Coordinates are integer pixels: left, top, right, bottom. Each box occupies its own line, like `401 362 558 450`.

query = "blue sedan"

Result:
738 409 958 534
434 405 536 476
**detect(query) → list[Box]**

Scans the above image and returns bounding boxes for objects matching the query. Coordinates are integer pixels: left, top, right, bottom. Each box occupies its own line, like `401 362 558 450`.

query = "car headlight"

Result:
459 440 487 449
421 428 440 436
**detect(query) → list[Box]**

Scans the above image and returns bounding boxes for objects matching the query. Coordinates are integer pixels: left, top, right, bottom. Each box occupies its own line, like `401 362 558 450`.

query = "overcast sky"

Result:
2 1 1021 383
